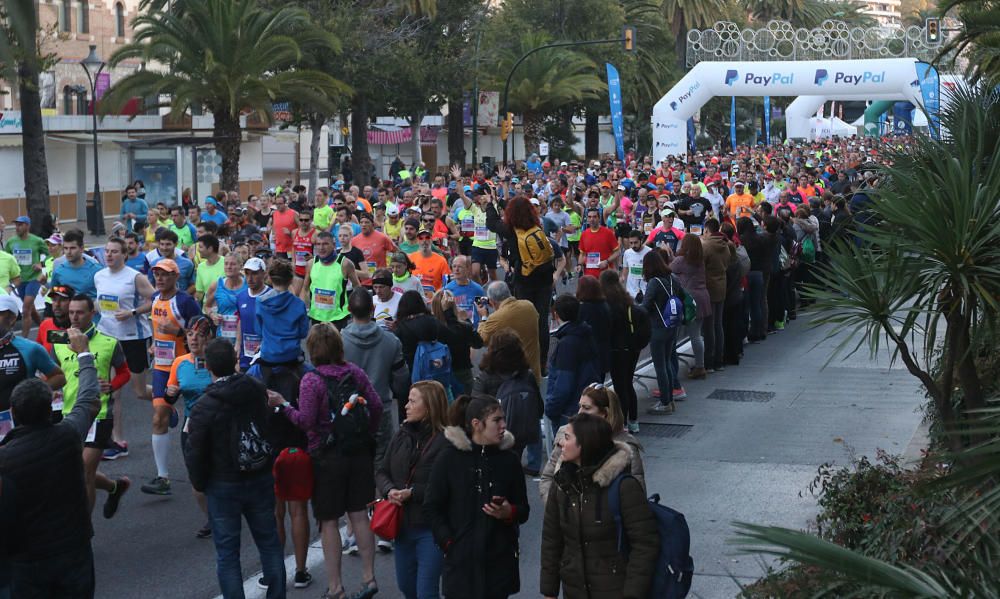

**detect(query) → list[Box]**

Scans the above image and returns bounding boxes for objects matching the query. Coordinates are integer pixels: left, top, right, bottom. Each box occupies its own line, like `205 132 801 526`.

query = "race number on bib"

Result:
13 249 31 266
242 334 261 357
220 314 238 339
98 294 120 313
586 252 601 269
294 251 310 267
474 225 490 241
153 340 176 368
313 288 336 309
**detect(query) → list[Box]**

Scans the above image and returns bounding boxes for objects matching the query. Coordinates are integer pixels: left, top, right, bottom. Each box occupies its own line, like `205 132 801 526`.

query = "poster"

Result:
606 63 625 161
538 141 549 156
478 91 499 128
95 72 111 100
133 159 179 206
39 71 56 116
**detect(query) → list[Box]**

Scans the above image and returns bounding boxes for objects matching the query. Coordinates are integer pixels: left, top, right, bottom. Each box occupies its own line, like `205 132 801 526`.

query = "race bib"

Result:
643 222 653 233
294 251 310 267
689 224 703 236
242 333 261 357
629 265 643 277
366 261 378 275
85 420 97 444
586 252 601 269
98 294 120 313
422 284 435 301
313 288 336 309
153 339 175 368
13 248 31 266
220 314 238 339
474 225 490 241
0 410 12 442
461 218 475 233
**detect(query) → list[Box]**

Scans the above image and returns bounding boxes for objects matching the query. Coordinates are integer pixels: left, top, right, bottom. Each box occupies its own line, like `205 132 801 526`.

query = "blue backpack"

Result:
411 340 454 401
656 277 685 329
608 473 694 599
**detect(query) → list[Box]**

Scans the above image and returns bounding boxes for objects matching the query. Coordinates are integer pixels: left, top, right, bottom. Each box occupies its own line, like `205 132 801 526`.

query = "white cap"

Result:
529 197 541 206
386 204 399 216
243 257 267 272
0 295 21 315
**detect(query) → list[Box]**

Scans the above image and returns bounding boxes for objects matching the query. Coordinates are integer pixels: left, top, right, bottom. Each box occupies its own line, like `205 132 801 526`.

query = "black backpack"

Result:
625 304 652 351
495 370 543 446
230 409 273 474
319 372 373 456
258 363 309 451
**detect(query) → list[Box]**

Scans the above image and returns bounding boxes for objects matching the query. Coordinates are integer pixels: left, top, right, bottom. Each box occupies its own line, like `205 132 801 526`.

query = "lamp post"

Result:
80 45 105 235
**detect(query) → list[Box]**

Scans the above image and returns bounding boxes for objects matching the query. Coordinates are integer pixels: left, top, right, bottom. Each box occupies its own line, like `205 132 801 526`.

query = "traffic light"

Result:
623 26 636 52
500 112 513 141
926 17 940 43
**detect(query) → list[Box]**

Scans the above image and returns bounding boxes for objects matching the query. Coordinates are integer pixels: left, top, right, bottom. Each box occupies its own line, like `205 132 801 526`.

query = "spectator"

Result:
575 275 611 379
670 234 712 380
545 295 601 430
430 289 483 396
475 281 542 383
641 250 690 412
701 218 736 372
598 270 645 432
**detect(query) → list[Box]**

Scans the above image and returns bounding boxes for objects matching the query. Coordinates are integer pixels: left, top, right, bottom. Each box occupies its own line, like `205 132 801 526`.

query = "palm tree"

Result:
940 0 1000 84
101 0 349 192
662 0 726 70
495 32 605 157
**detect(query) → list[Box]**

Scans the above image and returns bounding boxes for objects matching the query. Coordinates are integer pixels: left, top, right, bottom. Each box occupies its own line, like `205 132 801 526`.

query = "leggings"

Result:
513 280 553 368
610 349 640 421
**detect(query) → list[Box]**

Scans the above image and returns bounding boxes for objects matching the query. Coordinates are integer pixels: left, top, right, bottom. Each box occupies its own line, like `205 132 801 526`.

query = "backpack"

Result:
411 340 454 400
515 225 554 276
625 305 652 351
655 278 684 329
608 473 694 599
495 370 543 445
257 363 309 451
230 410 273 474
801 236 816 264
319 372 373 456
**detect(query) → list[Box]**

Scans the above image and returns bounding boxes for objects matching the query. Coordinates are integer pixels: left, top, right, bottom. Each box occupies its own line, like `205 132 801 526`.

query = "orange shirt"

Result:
271 208 298 253
725 193 756 219
408 251 451 300
351 231 397 275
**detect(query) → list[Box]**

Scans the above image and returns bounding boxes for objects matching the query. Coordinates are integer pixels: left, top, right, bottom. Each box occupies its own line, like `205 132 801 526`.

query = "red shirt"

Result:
37 318 64 353
578 226 618 278
271 208 298 253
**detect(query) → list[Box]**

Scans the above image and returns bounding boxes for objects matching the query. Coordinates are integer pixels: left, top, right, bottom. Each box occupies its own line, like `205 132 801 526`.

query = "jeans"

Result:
747 271 766 340
523 438 543 472
9 545 94 599
683 317 705 369
610 349 640 421
513 281 553 368
702 301 724 370
206 474 287 599
649 327 677 403
394 525 443 599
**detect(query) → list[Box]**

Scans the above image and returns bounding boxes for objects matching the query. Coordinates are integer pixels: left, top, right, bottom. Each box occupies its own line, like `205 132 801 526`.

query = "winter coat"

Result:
477 297 542 384
670 256 713 320
438 309 483 372
394 313 457 373
546 321 601 423
702 233 736 304
184 373 275 492
578 300 611 375
540 442 660 599
539 427 645 503
375 421 448 530
423 426 530 599
255 288 310 364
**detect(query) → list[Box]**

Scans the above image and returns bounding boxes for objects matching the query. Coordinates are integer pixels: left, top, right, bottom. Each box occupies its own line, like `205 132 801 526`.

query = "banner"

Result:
763 96 771 144
914 61 941 139
272 102 292 122
687 117 696 152
730 96 737 149
95 72 111 100
477 91 500 128
606 63 625 161
892 101 913 135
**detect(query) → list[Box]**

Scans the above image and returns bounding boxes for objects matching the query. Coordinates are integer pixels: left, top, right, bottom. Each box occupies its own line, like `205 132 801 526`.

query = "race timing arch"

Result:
652 58 925 158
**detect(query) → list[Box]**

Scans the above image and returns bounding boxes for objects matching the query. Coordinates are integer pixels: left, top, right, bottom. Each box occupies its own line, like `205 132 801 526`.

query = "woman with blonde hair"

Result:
539 383 644 502
375 381 450 599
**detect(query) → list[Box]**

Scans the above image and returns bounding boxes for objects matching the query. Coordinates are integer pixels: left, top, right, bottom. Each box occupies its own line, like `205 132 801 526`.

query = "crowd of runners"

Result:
0 137 887 599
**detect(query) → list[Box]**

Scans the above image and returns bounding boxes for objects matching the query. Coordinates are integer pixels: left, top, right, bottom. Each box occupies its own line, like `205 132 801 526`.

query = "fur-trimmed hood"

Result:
443 425 516 452
554 440 632 490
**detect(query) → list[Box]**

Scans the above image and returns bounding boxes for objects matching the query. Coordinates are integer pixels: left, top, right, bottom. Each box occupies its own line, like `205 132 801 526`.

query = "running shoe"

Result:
647 402 675 414
687 367 707 379
651 388 662 398
102 441 129 461
627 420 640 434
340 525 358 555
140 476 171 495
293 570 313 589
103 476 130 519
256 577 268 590
672 388 688 401
376 538 393 553
776 320 786 330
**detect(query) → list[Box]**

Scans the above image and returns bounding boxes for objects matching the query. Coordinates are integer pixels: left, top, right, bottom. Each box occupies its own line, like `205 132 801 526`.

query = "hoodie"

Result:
546 320 601 423
342 320 408 406
183 373 274 492
255 288 310 364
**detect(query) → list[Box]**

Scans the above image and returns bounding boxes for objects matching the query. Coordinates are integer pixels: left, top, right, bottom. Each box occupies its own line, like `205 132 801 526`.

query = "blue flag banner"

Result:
687 118 697 152
892 101 913 135
914 61 941 140
606 63 625 161
763 96 771 144
730 96 737 149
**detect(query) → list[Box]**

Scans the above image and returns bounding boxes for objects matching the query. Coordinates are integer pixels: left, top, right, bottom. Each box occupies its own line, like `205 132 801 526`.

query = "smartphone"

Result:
491 496 505 506
47 329 70 344
474 296 488 307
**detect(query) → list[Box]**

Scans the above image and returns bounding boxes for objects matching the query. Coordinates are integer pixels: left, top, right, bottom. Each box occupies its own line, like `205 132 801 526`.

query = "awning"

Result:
367 126 440 145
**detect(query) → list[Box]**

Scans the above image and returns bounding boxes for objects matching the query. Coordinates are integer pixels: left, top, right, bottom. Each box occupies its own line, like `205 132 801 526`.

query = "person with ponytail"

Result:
423 394 530 599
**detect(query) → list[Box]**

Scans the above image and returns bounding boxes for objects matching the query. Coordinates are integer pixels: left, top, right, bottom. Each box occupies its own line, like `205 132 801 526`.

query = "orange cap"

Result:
151 258 179 273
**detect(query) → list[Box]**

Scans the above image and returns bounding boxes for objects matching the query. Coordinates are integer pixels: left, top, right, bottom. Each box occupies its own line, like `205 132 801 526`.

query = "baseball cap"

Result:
529 197 541 206
0 295 20 314
660 208 676 217
248 233 264 244
243 257 267 272
560 161 568 167
47 285 75 299
386 204 400 216
152 258 179 273
45 233 63 245
416 228 433 238
13 216 30 225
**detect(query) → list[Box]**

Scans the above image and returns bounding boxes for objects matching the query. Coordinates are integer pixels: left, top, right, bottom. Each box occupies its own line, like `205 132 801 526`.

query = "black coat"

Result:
424 426 530 599
374 421 448 530
183 373 275 492
394 313 457 372
578 300 611 374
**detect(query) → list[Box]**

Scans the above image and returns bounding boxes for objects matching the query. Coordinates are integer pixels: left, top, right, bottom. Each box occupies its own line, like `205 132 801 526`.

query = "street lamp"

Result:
80 44 106 235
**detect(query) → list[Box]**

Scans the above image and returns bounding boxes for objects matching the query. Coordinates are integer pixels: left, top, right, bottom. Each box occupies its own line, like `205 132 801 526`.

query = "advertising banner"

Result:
606 63 625 161
914 61 940 139
763 95 771 143
730 96 737 149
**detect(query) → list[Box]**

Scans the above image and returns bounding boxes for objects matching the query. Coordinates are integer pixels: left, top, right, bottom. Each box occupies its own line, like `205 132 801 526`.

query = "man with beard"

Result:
36 285 74 354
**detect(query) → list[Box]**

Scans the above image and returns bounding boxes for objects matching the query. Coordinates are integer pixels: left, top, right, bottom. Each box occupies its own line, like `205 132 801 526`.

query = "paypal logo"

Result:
669 101 678 111
833 71 886 85
725 70 738 86
814 69 828 86
670 82 702 110
740 72 795 86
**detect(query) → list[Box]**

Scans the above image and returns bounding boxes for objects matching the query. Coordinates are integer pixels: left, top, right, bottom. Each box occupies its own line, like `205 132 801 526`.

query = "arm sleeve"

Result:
109 343 130 390
62 354 100 440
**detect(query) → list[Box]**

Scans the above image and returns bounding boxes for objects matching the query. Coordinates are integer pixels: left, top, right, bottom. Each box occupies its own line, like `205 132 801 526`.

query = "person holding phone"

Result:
424 394 530 599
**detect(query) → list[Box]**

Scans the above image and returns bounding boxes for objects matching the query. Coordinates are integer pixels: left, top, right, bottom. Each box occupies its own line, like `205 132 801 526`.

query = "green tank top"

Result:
469 205 496 250
567 212 583 242
55 327 118 419
307 255 349 322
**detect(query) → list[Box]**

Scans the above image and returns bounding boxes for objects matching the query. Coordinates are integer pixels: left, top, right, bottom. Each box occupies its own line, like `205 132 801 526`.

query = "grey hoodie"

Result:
341 320 408 404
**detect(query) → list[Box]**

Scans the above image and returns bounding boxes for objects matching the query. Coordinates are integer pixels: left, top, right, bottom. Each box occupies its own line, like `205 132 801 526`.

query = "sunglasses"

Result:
299 218 311 223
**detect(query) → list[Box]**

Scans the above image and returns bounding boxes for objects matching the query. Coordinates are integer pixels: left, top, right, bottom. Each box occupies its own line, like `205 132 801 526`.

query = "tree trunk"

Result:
585 108 599 160
214 110 242 193
350 95 374 186
19 60 51 236
523 111 544 159
409 109 424 175
673 12 688 73
308 114 325 193
446 96 466 169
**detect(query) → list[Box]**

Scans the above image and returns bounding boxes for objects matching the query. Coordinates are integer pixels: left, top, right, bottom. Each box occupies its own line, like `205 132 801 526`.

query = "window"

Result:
78 0 89 34
115 3 125 37
63 86 74 115
60 0 71 32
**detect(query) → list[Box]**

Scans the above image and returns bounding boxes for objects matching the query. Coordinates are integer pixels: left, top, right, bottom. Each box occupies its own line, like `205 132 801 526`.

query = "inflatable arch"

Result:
652 58 926 157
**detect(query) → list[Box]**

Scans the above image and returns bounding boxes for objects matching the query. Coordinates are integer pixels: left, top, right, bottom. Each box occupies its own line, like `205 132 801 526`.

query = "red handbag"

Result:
370 433 436 540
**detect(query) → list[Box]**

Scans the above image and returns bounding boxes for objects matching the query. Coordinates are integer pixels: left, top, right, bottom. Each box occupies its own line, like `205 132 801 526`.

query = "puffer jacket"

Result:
423 426 530 599
539 427 645 503
540 442 659 599
374 420 448 530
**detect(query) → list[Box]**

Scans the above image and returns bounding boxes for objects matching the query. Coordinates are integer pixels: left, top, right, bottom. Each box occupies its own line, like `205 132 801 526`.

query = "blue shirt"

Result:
200 210 228 227
120 198 149 230
50 259 104 299
145 251 196 292
236 286 269 370
444 279 485 327
0 337 60 412
171 355 213 417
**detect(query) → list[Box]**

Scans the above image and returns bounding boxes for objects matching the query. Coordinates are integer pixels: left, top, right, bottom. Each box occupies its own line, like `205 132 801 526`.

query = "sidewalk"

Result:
214 313 928 599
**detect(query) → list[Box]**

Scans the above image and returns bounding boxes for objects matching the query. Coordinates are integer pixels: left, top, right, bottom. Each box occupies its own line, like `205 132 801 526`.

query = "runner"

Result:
621 230 651 300
193 234 225 305
408 229 451 302
291 210 316 295
577 207 620 279
203 253 247 345
351 212 397 279
37 285 73 354
49 229 102 300
5 216 47 339
144 229 196 294
300 231 360 330
467 189 499 283
168 205 197 250
269 194 298 259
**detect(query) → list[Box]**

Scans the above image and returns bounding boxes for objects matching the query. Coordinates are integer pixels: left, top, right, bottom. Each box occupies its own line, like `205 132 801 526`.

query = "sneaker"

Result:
168 406 179 428
102 441 129 461
647 402 675 414
672 388 688 401
627 420 640 434
340 525 358 555
775 320 786 330
195 523 212 539
714 364 726 372
256 577 268 590
140 476 171 496
102 476 130 519
293 570 313 589
687 367 707 379
376 538 393 553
